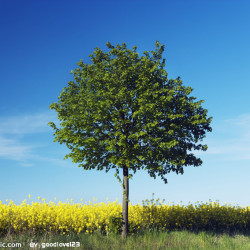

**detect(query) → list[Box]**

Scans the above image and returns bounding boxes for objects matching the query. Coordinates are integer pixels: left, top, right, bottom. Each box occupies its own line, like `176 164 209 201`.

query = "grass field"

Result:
2 229 250 250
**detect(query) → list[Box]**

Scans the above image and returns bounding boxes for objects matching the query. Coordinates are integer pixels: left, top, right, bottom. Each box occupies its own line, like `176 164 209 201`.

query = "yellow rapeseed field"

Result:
1 196 250 235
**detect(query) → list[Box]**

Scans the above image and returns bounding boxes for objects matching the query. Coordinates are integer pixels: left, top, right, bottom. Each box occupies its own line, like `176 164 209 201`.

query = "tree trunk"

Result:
122 165 129 238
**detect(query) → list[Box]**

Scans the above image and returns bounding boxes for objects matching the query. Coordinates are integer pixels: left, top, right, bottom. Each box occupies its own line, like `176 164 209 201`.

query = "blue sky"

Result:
1 0 250 208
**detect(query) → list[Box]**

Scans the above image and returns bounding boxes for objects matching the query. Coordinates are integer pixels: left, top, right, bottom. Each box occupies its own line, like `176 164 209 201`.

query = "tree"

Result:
48 41 212 238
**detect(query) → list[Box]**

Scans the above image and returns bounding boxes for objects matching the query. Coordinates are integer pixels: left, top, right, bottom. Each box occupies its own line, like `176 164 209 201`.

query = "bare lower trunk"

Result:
122 165 129 238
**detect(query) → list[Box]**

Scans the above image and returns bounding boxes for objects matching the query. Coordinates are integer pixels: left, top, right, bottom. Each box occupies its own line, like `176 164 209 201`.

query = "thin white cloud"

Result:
0 135 74 167
195 113 250 160
0 136 33 161
32 155 75 168
224 113 250 140
204 141 250 160
0 111 58 135
0 134 73 168
0 111 59 165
